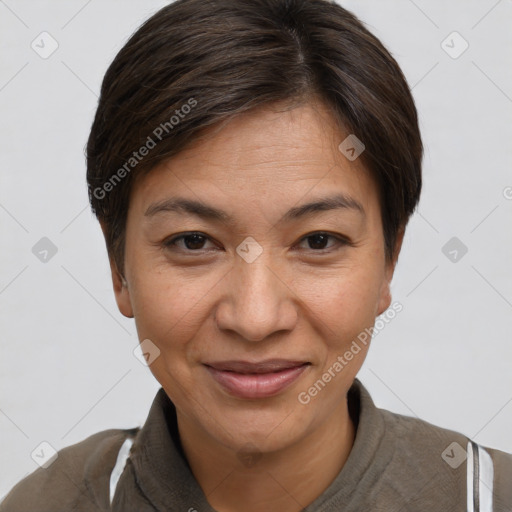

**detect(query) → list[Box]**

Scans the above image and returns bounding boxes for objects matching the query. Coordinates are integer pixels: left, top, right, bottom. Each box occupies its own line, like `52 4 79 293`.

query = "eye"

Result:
163 232 218 252
163 231 351 255
296 232 350 252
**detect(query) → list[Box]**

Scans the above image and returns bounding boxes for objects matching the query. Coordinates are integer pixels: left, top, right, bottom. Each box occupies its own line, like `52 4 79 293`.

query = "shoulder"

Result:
0 427 139 512
380 406 469 449
380 406 512 461
482 444 512 510
379 407 512 508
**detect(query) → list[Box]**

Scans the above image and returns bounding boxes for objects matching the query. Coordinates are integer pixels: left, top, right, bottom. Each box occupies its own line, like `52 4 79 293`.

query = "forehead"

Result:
165 100 360 175
130 100 379 220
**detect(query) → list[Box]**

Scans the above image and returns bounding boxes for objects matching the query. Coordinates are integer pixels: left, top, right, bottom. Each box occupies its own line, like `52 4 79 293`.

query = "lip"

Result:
204 360 310 399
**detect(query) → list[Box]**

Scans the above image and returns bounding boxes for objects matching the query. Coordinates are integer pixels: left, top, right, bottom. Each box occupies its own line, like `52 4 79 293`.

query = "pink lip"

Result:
204 360 310 399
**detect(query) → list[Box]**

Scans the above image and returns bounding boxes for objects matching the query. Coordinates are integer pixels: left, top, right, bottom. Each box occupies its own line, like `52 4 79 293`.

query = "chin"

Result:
210 403 311 453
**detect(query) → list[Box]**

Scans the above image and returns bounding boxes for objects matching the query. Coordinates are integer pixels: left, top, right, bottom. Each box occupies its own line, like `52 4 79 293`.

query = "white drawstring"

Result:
467 440 494 512
109 437 134 505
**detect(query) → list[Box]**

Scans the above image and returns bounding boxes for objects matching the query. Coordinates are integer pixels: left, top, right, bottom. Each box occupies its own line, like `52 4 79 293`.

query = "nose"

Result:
214 255 298 343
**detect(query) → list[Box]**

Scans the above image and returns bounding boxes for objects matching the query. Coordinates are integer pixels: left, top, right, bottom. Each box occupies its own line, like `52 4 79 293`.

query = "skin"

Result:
106 98 403 512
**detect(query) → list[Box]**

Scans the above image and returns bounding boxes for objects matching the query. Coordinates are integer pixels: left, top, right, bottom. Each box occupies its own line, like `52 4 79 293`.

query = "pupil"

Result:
185 234 205 250
309 234 327 250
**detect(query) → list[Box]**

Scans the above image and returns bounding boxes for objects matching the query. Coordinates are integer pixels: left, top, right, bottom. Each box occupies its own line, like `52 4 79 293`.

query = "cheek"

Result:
294 264 384 348
128 270 217 398
128 262 222 353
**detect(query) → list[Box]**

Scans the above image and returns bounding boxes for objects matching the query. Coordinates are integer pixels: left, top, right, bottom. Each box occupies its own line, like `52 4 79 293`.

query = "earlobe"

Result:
377 227 405 316
377 283 392 316
110 260 134 319
100 220 134 319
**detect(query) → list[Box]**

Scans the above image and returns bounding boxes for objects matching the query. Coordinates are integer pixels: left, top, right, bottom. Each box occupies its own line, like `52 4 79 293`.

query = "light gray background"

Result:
1 0 511 499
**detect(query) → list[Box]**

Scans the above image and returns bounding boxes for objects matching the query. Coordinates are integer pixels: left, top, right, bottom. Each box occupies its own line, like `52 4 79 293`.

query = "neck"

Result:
177 398 355 512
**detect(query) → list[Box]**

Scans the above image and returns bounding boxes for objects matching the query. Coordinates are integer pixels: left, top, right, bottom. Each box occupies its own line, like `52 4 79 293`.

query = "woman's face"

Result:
113 100 398 455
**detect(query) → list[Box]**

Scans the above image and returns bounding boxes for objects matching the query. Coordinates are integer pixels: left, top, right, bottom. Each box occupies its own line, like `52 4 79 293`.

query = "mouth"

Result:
203 359 311 399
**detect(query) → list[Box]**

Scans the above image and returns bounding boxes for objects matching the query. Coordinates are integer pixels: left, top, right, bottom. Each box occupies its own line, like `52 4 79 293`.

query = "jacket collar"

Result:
129 377 387 510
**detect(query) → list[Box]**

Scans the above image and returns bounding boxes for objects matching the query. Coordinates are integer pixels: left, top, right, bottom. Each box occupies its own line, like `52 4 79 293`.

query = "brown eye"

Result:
164 232 216 252
297 232 350 252
181 234 207 250
306 233 330 250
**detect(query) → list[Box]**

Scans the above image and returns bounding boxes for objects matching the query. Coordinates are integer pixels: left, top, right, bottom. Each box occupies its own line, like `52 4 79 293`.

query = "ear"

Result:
100 221 134 319
109 258 134 318
376 227 405 316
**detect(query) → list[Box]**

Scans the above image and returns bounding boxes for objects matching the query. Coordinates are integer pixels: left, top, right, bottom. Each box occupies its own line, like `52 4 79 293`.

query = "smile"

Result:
203 360 311 399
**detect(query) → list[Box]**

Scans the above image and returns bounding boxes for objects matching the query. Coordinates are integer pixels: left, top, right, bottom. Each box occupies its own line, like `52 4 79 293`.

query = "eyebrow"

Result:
144 193 365 224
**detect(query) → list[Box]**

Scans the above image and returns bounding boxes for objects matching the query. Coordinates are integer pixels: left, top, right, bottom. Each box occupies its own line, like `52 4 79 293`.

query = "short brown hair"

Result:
86 0 422 275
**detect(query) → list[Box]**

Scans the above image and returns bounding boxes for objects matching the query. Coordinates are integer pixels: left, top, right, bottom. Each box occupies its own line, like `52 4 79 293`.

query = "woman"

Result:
2 0 510 510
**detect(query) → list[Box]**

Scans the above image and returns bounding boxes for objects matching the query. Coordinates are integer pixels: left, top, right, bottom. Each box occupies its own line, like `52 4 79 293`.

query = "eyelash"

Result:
163 231 352 255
